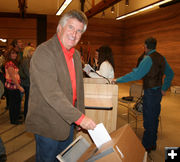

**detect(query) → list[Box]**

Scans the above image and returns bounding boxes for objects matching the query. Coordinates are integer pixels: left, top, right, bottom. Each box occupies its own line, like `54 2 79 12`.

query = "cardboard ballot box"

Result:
78 124 147 162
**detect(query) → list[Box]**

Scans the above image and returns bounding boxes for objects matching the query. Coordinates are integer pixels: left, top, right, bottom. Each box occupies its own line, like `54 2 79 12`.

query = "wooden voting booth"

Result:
76 78 118 143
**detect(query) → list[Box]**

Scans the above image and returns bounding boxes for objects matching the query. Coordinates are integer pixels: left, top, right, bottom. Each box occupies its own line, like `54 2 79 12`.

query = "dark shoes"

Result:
0 154 7 162
145 145 157 153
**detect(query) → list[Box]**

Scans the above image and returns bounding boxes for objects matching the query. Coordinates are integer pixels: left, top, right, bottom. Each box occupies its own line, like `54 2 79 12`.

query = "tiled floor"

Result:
117 83 180 162
0 83 180 162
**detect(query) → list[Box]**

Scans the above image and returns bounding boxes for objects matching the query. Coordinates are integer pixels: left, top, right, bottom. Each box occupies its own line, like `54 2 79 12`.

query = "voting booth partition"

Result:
76 78 119 143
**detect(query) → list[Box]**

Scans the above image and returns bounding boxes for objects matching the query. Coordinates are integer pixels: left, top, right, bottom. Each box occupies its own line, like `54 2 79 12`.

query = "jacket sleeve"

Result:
162 57 174 91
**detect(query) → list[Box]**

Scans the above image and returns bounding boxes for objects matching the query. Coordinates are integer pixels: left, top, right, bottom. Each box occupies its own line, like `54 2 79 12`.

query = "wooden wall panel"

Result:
119 3 180 86
47 15 60 39
1 3 179 85
0 17 37 46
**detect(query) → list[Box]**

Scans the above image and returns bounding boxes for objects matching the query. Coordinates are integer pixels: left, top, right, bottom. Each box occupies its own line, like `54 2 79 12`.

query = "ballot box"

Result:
78 124 147 162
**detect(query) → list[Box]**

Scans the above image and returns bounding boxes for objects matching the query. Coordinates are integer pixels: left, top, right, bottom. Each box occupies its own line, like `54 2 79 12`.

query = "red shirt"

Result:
57 35 84 125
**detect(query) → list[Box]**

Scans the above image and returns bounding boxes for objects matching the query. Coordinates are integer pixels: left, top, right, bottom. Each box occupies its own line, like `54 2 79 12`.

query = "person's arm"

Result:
116 56 152 83
88 61 114 78
162 57 174 92
7 67 24 92
88 71 101 78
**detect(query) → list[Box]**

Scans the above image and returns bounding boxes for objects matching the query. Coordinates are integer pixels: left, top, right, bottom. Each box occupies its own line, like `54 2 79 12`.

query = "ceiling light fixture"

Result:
116 0 173 20
56 0 72 16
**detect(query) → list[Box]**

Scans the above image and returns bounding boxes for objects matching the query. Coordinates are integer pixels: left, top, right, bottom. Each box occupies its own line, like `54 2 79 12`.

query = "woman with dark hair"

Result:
5 48 24 124
88 45 115 78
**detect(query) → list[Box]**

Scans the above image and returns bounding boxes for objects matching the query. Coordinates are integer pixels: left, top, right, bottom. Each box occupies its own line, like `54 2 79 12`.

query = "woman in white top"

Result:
88 45 115 78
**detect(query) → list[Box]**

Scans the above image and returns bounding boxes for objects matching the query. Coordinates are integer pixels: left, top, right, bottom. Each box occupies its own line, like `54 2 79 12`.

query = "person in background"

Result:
19 46 35 119
27 42 36 48
92 48 99 71
113 37 174 153
5 48 24 124
87 45 115 78
10 39 24 60
25 10 96 162
11 39 24 116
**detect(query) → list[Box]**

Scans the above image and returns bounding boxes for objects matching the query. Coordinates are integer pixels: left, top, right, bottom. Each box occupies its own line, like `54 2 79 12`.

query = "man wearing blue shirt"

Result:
114 37 174 153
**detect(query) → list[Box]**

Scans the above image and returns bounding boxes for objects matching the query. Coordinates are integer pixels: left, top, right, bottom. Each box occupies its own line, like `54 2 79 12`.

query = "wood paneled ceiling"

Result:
0 0 178 19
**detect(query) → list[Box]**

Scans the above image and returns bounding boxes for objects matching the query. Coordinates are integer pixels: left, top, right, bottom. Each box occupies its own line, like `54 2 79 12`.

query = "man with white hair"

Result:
25 10 96 162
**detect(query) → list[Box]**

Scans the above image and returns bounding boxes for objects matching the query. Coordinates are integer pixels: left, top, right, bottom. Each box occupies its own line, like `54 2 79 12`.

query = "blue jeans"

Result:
35 124 74 162
142 88 162 149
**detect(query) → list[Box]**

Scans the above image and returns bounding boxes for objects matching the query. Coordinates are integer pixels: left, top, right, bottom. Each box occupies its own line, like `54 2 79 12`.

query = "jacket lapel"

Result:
53 35 73 94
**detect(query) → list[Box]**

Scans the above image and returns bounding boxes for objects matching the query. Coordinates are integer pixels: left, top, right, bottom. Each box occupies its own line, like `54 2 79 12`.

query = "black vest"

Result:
143 51 165 90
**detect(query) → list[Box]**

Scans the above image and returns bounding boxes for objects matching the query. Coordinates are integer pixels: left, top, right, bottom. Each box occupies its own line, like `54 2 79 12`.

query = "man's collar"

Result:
147 49 156 56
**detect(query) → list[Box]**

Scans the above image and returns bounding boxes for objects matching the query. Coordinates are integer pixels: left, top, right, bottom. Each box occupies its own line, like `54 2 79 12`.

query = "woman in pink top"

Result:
5 48 24 125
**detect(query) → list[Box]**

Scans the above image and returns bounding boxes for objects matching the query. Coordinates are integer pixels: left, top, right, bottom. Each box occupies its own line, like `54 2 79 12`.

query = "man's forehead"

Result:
66 18 83 25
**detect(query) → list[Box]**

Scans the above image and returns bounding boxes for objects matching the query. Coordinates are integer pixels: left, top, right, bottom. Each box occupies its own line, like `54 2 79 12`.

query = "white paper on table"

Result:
88 123 112 148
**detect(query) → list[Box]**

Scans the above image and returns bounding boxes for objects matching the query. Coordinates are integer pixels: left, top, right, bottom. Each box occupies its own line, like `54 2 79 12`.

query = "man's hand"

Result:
80 116 96 130
111 79 117 84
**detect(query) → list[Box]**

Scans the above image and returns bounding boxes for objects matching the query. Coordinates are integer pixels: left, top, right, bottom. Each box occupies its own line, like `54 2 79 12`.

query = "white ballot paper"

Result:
88 123 112 148
83 64 95 74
